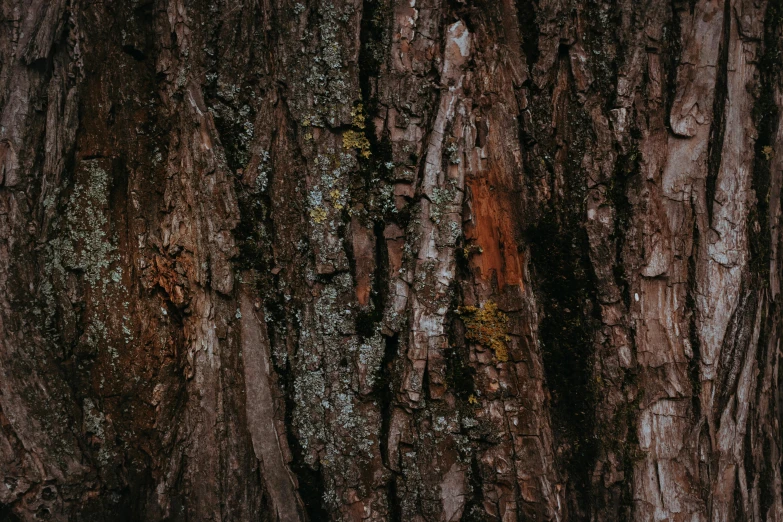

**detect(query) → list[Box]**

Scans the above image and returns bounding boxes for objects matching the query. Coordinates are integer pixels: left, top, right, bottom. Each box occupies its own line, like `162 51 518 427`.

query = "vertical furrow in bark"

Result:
583 1 674 518
752 4 783 519
576 1 638 518
587 4 671 518
518 0 604 517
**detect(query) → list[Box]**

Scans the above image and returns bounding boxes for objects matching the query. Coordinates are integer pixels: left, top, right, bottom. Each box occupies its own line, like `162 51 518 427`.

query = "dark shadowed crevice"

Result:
357 0 387 106
0 505 20 522
525 210 599 515
750 0 781 283
121 45 146 61
376 333 399 467
353 0 395 337
610 148 640 310
445 281 478 404
663 0 684 133
373 333 401 521
750 4 783 515
521 42 600 517
443 341 477 403
387 477 402 522
461 455 486 522
514 0 540 82
705 0 732 226
601 145 641 521
759 434 775 515
281 361 330 521
687 223 703 420
582 2 621 104
713 282 757 418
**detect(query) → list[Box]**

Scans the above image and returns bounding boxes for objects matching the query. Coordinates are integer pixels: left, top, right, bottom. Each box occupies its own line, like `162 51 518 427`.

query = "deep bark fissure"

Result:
523 43 602 516
663 0 684 132
515 0 540 80
687 224 704 420
705 0 733 227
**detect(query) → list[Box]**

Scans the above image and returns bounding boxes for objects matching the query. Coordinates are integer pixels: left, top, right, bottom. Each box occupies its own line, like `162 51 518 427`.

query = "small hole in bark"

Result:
41 487 55 501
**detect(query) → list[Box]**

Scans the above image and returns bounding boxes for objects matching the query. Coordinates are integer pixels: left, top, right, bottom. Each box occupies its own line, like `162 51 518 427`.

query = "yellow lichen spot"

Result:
351 103 366 129
458 301 510 362
763 145 773 160
310 206 328 224
304 132 313 141
302 118 311 127
330 189 344 210
462 244 483 258
468 394 479 405
343 130 371 158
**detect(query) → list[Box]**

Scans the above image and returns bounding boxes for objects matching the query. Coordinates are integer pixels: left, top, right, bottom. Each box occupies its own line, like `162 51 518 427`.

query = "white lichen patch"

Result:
44 160 132 364
83 398 115 465
358 331 384 389
48 160 119 289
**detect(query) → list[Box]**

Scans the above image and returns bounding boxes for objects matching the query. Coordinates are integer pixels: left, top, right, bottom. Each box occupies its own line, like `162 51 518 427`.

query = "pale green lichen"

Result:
43 160 131 364
289 3 356 127
48 160 118 289
445 138 461 164
83 398 115 465
429 184 457 225
357 331 384 388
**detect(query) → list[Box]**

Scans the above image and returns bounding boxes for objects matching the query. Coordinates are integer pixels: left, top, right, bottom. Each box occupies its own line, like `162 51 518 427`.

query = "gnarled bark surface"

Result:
1 0 782 521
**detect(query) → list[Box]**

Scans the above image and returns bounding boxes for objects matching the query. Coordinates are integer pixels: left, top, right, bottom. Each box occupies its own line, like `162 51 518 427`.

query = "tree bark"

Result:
1 0 782 520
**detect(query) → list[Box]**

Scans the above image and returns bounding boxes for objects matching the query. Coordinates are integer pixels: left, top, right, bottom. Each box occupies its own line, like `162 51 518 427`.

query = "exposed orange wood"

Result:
464 174 522 289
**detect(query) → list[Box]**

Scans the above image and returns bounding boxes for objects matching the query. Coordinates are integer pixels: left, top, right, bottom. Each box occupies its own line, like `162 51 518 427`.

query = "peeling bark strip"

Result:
1 0 783 521
240 285 304 522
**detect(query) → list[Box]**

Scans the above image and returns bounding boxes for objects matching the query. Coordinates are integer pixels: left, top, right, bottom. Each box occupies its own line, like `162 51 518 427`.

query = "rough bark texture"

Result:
1 0 783 521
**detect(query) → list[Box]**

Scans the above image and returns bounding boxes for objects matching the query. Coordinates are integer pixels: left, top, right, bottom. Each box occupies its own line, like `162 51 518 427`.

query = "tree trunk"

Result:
1 0 782 520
